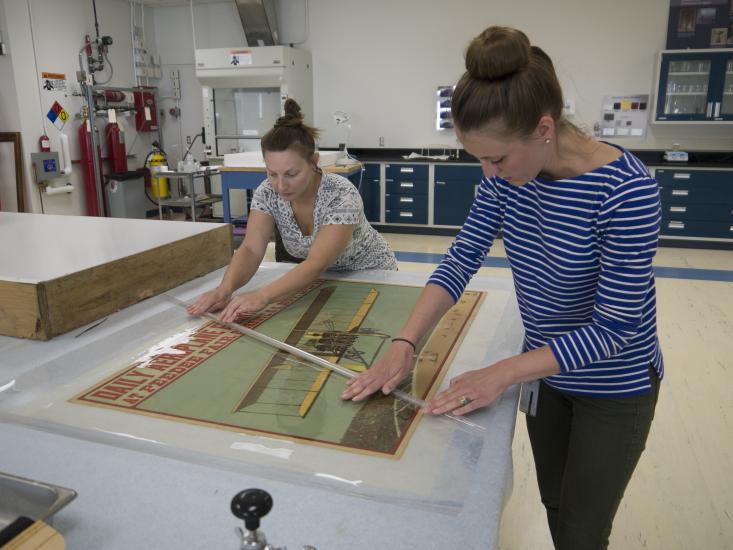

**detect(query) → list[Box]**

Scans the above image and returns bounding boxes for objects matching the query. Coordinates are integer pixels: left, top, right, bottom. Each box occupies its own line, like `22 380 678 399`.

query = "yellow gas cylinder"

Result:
149 150 169 199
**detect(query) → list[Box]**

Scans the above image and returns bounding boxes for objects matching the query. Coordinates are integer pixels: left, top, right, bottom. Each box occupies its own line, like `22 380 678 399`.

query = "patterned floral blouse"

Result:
250 172 398 271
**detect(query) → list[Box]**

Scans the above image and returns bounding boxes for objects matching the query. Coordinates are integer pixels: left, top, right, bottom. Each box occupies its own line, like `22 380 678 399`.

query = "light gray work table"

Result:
0 266 524 550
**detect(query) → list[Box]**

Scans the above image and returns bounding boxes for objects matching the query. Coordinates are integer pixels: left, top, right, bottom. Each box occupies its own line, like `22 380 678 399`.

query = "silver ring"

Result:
459 395 471 407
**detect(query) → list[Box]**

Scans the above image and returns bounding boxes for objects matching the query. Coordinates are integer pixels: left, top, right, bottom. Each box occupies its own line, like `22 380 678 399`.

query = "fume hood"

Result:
195 46 313 159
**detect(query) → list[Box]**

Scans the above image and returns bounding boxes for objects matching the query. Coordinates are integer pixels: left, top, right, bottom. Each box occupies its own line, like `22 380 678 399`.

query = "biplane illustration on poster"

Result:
72 279 483 458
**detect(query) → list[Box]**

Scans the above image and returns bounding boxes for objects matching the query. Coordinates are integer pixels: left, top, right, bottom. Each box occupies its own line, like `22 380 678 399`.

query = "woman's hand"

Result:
341 340 415 402
424 361 512 416
217 291 269 323
186 288 232 317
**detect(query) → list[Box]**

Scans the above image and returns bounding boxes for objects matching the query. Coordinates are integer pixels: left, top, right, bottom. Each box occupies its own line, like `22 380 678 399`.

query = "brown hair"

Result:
261 98 321 160
451 26 570 138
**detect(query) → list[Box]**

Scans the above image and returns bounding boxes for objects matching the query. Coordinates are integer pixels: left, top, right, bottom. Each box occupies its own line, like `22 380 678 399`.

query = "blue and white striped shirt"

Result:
428 148 664 397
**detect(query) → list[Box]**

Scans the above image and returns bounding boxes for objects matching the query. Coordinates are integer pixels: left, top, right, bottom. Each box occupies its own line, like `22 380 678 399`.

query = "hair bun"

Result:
275 98 305 128
465 26 531 81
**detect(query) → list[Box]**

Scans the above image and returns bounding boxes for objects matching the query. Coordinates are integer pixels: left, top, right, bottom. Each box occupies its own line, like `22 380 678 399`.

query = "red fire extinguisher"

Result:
39 134 51 152
79 119 106 217
106 122 127 173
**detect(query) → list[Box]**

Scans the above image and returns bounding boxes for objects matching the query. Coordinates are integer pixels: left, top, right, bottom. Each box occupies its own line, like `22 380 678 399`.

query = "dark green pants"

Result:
526 369 659 550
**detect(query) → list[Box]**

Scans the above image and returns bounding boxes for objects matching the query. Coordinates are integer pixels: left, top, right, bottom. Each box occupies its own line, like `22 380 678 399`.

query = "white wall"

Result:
152 1 247 164
2 0 731 216
152 0 733 153
0 0 156 215
301 0 733 150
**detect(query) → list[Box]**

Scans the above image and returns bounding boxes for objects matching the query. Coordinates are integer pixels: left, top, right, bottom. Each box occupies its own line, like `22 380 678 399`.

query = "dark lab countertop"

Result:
349 148 733 169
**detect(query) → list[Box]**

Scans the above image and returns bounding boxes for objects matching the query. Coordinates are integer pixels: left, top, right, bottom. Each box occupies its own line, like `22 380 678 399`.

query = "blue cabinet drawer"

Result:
659 184 726 204
661 202 733 221
363 162 380 180
385 193 427 210
434 180 478 226
655 169 732 189
661 218 733 239
385 208 428 224
434 164 483 184
384 163 429 180
385 179 428 195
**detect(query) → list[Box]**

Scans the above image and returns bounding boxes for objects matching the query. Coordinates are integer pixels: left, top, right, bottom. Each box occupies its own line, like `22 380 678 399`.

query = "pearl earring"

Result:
544 138 551 144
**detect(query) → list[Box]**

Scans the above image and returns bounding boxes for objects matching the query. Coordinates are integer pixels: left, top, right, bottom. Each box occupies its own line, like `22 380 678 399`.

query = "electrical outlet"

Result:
0 42 7 55
563 98 575 116
379 136 385 147
186 136 192 145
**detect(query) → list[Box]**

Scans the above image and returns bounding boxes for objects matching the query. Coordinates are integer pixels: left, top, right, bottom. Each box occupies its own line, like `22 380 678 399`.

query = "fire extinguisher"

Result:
106 122 128 173
145 145 169 199
79 118 106 216
39 134 51 152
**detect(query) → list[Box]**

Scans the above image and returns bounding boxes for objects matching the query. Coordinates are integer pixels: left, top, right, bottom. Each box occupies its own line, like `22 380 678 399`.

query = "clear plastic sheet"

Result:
0 265 522 513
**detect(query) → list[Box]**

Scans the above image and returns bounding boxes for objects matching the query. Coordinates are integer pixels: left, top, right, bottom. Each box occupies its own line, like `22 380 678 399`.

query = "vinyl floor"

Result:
261 233 733 549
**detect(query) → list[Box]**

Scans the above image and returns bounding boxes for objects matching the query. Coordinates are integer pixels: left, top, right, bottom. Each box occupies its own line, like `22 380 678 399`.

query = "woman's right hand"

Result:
341 340 415 402
186 288 232 317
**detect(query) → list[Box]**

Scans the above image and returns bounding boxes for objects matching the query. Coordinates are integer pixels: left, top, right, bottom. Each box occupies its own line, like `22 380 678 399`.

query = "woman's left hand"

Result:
218 291 269 323
424 362 512 416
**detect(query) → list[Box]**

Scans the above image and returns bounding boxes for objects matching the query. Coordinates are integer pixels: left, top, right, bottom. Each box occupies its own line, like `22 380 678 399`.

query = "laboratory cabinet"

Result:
655 168 733 242
362 161 482 229
384 163 429 225
434 165 484 226
654 49 733 123
359 163 381 223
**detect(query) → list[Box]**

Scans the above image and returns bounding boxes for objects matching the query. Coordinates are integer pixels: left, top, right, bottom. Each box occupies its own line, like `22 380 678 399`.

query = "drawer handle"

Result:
669 206 687 213
399 197 414 203
672 173 690 180
672 189 689 196
436 181 446 185
385 178 394 182
400 167 414 173
399 212 414 218
668 221 685 229
400 182 414 188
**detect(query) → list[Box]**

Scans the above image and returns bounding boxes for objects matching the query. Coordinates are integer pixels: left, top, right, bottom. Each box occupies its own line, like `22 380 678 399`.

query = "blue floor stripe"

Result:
394 251 733 283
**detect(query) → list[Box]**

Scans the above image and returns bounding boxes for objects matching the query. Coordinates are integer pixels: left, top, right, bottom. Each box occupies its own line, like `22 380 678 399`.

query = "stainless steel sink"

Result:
0 471 76 532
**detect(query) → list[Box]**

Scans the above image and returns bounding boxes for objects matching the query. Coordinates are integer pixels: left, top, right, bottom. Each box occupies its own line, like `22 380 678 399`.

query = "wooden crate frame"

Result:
0 224 232 340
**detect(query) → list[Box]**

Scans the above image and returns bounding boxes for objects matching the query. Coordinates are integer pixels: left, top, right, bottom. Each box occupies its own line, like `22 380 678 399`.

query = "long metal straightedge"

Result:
161 293 486 433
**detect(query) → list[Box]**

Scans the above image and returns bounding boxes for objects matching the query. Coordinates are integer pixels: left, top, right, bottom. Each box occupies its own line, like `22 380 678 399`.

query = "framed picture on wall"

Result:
711 27 728 45
0 132 26 213
678 7 697 33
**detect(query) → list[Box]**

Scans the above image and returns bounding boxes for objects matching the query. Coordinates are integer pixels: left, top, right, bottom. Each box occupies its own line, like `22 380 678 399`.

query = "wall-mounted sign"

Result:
600 95 650 138
229 49 252 66
41 72 66 92
47 100 69 130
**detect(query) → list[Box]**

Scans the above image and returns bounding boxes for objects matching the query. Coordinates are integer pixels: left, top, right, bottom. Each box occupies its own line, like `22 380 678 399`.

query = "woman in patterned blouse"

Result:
188 99 396 322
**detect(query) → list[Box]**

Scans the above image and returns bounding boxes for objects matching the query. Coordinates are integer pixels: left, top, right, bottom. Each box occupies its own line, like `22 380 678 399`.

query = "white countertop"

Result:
0 212 224 284
0 265 524 549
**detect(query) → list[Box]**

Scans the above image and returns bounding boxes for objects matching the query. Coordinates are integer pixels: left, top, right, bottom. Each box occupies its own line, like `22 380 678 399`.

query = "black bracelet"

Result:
391 337 416 352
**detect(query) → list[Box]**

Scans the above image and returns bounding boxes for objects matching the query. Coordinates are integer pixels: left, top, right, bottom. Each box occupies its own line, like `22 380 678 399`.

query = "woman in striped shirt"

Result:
342 26 662 549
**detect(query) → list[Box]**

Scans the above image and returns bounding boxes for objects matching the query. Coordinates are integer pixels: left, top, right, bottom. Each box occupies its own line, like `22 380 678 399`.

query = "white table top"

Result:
0 212 224 284
0 265 523 549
